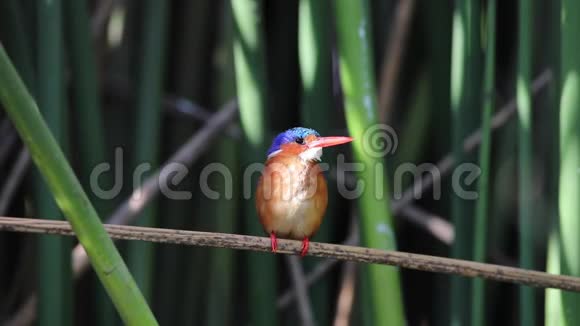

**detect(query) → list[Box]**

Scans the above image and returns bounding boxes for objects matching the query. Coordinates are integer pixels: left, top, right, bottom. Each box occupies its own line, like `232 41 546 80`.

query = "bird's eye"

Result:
295 137 304 145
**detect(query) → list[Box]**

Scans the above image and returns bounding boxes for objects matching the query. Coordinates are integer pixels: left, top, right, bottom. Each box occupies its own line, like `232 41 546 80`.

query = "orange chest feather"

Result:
255 155 328 239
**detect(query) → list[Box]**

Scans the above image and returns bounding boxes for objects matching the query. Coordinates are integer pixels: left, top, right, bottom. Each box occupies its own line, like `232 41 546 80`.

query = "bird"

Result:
255 127 353 256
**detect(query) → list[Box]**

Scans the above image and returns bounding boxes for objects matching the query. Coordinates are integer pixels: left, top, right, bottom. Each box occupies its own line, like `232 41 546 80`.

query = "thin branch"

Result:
0 148 30 214
400 205 454 244
278 260 336 308
277 221 359 309
4 295 36 326
332 261 357 326
163 95 241 138
339 170 454 244
378 0 415 123
1 216 580 292
399 206 516 266
285 256 315 326
103 76 241 138
333 215 359 326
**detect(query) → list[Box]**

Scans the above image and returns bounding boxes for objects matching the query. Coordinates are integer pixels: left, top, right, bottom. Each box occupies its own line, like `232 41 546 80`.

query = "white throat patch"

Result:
299 147 323 162
267 149 282 159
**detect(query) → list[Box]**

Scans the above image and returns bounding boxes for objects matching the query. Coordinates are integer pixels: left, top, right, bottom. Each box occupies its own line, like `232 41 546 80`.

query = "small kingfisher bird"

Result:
256 127 353 256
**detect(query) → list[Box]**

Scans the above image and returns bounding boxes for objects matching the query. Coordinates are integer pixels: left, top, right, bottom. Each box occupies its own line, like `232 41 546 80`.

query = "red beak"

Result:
308 136 353 149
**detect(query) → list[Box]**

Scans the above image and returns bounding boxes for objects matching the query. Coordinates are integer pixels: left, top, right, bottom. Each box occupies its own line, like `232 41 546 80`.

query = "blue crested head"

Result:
266 127 320 157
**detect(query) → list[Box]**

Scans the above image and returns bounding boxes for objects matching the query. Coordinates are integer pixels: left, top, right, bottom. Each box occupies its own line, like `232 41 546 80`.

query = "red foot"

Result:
300 237 310 257
270 232 278 253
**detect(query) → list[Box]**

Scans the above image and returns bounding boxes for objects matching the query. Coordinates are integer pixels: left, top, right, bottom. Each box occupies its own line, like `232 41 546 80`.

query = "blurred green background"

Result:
0 0 578 325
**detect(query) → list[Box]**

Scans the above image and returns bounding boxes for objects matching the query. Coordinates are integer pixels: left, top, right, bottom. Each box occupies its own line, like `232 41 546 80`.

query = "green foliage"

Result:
63 0 116 323
449 1 481 324
471 2 496 325
126 0 169 300
231 0 277 325
35 1 71 325
559 0 580 324
298 0 333 323
517 0 536 325
334 1 405 325
206 4 238 325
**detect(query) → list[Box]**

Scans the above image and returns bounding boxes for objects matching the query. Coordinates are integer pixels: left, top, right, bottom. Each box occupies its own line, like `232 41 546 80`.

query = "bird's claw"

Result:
270 232 278 253
300 237 309 257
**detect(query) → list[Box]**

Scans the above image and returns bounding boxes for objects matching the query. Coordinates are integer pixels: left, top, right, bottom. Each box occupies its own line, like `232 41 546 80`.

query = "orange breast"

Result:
255 154 328 240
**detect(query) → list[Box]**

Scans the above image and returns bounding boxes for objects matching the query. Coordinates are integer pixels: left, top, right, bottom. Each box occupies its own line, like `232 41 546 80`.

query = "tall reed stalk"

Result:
126 0 168 300
449 0 480 324
517 0 536 324
206 4 237 325
165 2 215 324
231 0 277 324
63 0 115 324
0 0 35 91
559 0 580 324
471 2 495 325
334 1 405 325
298 0 334 323
35 1 72 324
545 1 562 324
424 2 452 322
